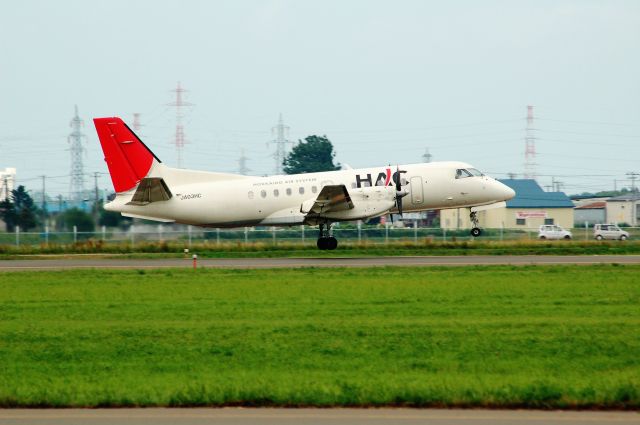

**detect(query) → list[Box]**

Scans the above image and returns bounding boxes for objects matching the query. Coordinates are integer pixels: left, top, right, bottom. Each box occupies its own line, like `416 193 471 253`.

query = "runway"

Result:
0 408 637 425
1 254 640 271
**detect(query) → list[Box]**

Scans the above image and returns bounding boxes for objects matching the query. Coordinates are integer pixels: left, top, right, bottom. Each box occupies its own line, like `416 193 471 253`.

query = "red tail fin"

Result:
93 117 160 193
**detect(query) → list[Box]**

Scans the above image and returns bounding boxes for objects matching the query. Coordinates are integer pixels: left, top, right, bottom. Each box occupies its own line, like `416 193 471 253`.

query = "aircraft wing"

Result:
301 185 354 215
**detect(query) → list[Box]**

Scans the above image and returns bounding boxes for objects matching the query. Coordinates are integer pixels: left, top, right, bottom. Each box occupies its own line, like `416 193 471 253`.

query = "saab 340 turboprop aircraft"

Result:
94 117 515 250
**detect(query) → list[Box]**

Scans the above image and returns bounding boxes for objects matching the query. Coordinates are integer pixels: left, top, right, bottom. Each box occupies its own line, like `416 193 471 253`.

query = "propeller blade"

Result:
395 165 404 217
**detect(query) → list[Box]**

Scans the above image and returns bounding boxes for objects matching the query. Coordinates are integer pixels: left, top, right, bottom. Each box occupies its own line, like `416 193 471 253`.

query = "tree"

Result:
283 135 341 174
57 208 95 232
0 185 38 232
98 200 131 229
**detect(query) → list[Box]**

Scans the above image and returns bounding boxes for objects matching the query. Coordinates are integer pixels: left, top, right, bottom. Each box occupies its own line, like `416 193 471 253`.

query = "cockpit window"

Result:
456 168 483 179
456 169 473 179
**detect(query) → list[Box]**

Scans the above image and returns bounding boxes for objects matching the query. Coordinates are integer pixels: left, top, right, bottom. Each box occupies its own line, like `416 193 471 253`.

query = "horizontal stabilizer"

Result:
121 212 175 223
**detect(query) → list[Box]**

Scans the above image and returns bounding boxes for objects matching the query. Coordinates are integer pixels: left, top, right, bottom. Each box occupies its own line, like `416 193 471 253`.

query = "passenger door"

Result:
410 176 423 205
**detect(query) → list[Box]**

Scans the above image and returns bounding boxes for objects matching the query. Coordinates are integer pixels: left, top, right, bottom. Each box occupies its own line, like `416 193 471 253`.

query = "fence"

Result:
2 224 640 248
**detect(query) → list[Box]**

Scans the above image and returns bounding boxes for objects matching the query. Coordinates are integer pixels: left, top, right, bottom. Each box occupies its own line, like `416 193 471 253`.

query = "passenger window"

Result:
311 186 317 193
286 188 292 196
248 191 254 199
299 187 305 195
273 189 279 197
260 190 267 198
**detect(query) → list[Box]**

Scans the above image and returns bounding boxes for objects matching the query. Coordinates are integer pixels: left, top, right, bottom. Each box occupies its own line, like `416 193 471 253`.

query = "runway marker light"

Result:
192 254 198 269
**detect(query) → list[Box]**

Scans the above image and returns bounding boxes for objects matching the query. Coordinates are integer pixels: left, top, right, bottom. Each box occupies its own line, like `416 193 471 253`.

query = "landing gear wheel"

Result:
317 238 328 250
469 211 482 237
317 222 339 250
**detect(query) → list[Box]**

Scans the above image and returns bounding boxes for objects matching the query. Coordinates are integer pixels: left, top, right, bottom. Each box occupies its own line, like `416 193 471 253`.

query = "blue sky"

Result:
1 0 639 197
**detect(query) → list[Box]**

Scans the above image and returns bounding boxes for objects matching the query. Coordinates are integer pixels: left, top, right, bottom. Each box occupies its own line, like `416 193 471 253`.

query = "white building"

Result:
606 193 640 226
0 167 16 201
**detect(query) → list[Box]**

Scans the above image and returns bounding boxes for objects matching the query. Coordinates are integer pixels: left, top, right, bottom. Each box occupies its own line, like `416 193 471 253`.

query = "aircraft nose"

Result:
500 182 516 200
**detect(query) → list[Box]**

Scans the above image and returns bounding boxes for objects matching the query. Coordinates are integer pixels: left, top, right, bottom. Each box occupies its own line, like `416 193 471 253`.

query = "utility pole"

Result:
627 172 639 193
422 148 432 163
93 172 100 227
551 177 563 192
508 172 517 180
238 148 251 175
269 113 292 174
68 105 87 202
40 175 47 226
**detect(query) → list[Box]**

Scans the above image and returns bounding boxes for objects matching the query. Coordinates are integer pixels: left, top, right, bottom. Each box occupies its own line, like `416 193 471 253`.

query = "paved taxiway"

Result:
0 408 637 425
0 255 639 271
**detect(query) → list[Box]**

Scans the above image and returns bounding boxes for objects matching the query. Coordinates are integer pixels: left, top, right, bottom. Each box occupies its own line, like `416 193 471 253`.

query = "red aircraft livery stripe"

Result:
93 117 156 193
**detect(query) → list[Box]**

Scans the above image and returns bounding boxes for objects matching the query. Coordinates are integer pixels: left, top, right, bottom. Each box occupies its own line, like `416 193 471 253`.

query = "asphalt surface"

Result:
0 409 637 425
0 255 640 271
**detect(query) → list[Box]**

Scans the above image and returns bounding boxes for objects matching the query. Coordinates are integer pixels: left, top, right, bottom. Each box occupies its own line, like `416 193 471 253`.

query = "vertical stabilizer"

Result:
93 117 160 193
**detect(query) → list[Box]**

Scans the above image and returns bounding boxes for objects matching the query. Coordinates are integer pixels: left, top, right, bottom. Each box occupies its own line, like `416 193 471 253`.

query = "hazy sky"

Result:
1 0 639 197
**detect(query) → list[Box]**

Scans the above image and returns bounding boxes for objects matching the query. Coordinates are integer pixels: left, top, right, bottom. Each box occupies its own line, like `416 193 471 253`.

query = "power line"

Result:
627 171 640 193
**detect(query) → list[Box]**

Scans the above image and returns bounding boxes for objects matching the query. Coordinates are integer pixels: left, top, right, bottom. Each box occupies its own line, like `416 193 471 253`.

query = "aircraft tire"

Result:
317 238 326 250
327 237 338 250
470 227 482 237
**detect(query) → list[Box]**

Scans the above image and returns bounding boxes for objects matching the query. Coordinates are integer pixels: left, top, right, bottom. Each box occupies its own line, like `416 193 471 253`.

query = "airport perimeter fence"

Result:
2 224 640 248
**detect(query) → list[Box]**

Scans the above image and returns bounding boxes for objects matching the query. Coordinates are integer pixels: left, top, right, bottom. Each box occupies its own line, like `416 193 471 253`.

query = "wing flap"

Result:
301 185 354 215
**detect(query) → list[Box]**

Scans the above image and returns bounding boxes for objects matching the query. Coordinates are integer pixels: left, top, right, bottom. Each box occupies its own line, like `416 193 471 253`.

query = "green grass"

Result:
0 266 638 408
2 239 640 259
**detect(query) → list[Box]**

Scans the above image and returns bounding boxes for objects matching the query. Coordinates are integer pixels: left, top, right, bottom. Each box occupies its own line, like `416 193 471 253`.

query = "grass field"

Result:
0 265 638 408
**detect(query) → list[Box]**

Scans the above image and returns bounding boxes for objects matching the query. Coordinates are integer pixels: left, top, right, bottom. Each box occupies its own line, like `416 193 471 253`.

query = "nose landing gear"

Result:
317 222 338 250
470 211 482 237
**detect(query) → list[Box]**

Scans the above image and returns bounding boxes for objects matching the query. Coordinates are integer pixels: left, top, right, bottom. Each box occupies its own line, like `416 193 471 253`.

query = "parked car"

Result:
538 224 572 240
593 224 630 241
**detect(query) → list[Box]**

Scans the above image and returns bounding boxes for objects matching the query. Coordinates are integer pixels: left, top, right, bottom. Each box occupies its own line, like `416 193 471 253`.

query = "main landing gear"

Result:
470 211 483 237
317 222 338 250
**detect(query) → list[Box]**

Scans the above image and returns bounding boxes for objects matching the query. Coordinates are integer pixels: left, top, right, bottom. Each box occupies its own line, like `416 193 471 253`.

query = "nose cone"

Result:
499 182 516 201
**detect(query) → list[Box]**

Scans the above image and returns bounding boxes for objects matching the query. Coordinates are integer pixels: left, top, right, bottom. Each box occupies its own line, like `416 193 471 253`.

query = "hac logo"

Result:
355 168 406 188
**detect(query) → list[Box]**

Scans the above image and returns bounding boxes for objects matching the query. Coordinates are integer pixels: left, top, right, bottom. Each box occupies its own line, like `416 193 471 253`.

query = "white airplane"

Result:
94 117 515 250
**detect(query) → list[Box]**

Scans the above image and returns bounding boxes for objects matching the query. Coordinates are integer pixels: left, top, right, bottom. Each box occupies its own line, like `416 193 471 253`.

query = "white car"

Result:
538 225 572 240
594 224 630 241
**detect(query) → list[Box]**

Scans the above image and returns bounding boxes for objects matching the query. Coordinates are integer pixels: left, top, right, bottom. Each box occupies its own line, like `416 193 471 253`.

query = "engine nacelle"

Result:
323 186 396 221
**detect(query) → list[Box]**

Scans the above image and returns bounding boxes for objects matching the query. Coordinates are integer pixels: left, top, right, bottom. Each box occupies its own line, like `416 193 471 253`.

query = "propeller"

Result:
394 165 408 218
